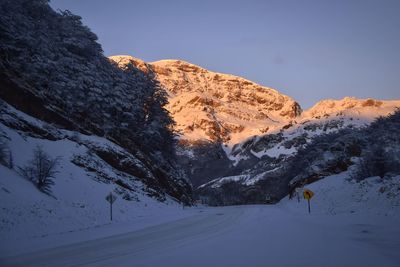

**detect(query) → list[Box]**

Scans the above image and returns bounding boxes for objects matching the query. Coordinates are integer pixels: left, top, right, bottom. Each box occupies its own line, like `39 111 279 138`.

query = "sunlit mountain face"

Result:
110 55 301 145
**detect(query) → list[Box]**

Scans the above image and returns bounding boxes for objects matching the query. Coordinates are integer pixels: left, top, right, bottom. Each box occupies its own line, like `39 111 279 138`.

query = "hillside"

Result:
0 86 195 239
0 0 192 210
198 109 400 205
229 97 400 161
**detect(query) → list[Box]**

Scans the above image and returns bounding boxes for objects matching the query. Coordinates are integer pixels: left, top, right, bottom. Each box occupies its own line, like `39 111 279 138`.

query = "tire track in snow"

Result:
0 207 244 267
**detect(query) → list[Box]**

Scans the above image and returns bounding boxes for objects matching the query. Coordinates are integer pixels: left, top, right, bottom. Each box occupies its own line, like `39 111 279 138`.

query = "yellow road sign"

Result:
303 189 314 200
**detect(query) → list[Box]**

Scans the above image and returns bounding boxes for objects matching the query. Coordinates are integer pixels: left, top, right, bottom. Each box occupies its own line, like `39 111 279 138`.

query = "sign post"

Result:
303 189 314 214
105 192 117 221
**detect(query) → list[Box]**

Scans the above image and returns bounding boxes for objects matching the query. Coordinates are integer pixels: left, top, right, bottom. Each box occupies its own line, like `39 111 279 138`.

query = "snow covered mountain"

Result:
109 55 400 192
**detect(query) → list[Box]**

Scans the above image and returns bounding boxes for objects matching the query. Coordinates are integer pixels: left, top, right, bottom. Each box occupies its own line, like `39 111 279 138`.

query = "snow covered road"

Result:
1 205 399 267
0 207 241 267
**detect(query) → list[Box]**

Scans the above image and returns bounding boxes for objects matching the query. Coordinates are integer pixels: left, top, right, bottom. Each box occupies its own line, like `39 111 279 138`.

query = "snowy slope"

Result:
198 99 400 190
199 168 280 189
0 163 183 240
196 104 400 191
229 97 400 160
280 172 400 216
0 102 193 245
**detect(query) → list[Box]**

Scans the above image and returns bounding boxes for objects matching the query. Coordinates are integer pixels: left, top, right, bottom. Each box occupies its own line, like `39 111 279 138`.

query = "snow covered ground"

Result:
0 107 197 260
1 171 399 266
0 120 189 238
1 205 399 267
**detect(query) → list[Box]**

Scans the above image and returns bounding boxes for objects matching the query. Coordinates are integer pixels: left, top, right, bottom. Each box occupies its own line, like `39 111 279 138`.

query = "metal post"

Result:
308 199 311 214
110 202 113 221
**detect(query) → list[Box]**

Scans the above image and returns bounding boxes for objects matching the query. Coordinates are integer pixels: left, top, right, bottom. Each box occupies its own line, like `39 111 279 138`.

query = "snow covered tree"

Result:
0 0 177 156
0 0 191 202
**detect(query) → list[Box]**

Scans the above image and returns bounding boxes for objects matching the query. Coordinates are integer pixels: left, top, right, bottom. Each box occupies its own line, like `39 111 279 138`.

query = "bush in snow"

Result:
19 145 59 195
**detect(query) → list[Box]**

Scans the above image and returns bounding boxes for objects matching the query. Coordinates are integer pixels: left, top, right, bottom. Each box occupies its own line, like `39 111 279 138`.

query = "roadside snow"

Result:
1 204 399 267
1 167 400 266
280 172 400 217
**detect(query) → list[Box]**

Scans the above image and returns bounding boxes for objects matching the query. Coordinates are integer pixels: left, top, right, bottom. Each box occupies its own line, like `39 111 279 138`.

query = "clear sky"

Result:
50 0 400 108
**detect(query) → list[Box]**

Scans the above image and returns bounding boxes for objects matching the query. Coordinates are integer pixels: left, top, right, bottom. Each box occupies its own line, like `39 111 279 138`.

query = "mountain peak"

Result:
303 97 399 120
109 55 150 73
108 55 145 65
151 59 198 67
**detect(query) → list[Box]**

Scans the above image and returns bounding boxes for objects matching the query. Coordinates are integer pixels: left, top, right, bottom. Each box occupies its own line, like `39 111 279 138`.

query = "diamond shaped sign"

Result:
106 192 117 204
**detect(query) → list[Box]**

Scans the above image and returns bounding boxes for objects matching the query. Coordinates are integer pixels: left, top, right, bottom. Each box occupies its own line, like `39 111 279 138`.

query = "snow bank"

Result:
280 172 400 217
0 122 194 257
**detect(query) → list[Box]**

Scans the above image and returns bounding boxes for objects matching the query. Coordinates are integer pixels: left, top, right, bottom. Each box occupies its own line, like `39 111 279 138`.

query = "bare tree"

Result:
19 145 60 194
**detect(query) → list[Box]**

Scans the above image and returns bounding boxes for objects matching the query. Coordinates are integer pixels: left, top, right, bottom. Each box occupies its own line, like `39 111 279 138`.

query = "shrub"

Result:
19 145 59 194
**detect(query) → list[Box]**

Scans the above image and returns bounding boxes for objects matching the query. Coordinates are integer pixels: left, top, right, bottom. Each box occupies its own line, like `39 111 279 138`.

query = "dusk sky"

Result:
50 0 400 108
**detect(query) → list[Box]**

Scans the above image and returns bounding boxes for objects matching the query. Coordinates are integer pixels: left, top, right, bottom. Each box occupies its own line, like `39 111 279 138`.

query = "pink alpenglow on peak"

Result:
109 55 400 146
